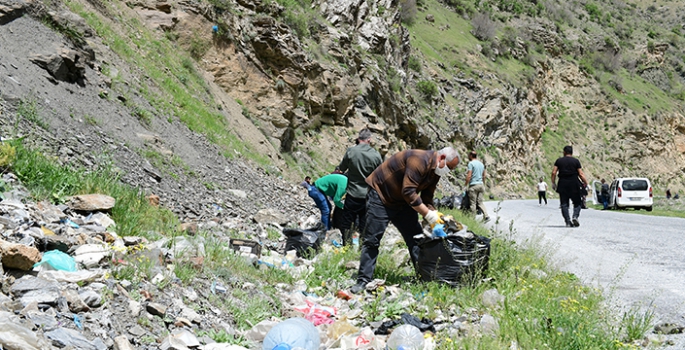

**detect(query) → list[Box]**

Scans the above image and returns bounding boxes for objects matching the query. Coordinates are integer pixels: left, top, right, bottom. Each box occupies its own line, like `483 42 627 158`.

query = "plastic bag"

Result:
33 250 77 272
294 300 336 326
283 227 325 258
416 233 490 286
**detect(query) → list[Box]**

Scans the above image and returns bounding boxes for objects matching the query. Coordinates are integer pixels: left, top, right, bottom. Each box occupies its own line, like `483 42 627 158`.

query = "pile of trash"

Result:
0 171 507 350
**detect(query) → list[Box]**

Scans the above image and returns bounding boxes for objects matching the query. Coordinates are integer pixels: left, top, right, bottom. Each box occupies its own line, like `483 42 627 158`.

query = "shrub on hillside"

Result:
0 143 16 169
445 0 475 15
608 75 623 93
584 3 602 22
400 0 417 25
471 12 497 41
408 55 422 72
416 80 438 100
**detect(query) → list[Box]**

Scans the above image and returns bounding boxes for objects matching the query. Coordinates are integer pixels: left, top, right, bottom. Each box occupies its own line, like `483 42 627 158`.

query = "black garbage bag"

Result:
416 233 491 286
283 226 326 258
374 313 436 335
459 191 483 215
436 194 463 210
459 192 470 211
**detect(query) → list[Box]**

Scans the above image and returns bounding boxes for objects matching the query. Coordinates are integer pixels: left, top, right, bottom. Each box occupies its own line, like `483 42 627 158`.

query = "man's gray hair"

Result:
358 128 372 140
437 147 460 163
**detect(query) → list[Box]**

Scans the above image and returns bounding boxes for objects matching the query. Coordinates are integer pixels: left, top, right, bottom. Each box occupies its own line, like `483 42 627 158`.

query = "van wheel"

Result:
646 206 653 212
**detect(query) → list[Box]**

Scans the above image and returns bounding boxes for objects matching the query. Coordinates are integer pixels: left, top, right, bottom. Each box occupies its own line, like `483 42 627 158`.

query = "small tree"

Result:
417 80 438 101
400 0 417 25
471 12 497 41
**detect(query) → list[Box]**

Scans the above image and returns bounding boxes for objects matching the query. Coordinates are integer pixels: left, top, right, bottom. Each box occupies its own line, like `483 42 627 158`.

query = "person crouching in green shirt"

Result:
313 174 348 230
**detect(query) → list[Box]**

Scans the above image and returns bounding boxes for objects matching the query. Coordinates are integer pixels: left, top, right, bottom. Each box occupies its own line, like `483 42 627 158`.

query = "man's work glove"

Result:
424 210 445 229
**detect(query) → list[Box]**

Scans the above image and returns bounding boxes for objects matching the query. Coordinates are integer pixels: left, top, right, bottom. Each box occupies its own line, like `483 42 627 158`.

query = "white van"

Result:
608 178 653 211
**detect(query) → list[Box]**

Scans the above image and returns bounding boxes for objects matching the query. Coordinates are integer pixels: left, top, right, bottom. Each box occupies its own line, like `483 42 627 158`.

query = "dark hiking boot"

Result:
572 218 580 227
350 282 367 294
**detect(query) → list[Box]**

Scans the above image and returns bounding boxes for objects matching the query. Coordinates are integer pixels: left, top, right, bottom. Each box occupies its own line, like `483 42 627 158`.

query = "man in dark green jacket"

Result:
338 128 382 245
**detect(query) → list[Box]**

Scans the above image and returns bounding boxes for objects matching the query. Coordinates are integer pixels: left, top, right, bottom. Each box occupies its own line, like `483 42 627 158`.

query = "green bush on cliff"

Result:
417 80 438 100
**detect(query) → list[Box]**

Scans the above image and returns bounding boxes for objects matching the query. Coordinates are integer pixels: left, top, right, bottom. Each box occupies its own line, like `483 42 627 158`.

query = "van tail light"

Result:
617 187 622 198
649 187 653 198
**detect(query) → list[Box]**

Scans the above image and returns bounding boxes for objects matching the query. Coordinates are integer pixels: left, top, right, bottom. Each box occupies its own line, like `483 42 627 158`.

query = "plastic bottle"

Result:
386 324 424 350
262 317 321 350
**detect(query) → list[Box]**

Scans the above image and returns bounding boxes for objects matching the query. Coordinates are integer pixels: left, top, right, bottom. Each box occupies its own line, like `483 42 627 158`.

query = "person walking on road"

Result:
600 179 610 210
537 177 548 206
337 128 382 246
551 145 588 227
464 151 490 222
351 147 460 294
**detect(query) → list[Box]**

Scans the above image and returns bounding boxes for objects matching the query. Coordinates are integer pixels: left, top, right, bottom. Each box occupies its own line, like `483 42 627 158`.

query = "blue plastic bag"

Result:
34 250 77 272
432 224 447 237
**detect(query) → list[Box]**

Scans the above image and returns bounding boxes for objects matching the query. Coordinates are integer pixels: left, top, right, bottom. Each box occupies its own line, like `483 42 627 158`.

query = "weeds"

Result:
17 98 49 130
620 304 655 342
0 143 16 169
8 141 179 237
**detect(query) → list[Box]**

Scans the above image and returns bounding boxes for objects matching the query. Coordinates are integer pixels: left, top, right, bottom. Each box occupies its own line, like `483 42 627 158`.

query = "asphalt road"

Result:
483 199 685 347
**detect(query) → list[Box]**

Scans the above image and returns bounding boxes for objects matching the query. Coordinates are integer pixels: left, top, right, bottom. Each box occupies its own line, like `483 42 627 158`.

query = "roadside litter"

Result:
283 226 325 258
416 215 491 286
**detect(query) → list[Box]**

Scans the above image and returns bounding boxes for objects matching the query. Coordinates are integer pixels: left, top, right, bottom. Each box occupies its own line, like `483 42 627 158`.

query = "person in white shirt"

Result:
537 177 548 206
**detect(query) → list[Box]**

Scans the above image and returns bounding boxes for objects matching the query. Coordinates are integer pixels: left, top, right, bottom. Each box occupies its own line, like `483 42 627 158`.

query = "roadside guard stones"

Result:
66 194 116 212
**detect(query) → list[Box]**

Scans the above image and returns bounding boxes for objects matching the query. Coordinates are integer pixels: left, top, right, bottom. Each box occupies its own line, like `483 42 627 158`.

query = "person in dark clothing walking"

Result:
350 147 460 294
337 128 382 246
600 179 610 210
551 145 588 227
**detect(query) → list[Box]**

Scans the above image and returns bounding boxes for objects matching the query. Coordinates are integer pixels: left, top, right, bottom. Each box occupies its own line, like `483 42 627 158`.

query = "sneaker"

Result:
483 217 491 223
350 282 367 294
572 218 580 227
565 221 573 227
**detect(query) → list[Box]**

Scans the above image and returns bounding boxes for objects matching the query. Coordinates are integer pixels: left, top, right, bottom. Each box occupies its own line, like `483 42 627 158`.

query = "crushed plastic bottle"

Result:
262 317 320 350
386 324 424 350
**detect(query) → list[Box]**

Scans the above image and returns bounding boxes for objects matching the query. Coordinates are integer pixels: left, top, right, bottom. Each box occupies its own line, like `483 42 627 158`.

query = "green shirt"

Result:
338 143 382 198
314 174 348 209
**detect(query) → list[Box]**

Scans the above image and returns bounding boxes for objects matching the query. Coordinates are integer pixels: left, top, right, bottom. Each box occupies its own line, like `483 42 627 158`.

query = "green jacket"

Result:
314 174 348 209
338 143 382 198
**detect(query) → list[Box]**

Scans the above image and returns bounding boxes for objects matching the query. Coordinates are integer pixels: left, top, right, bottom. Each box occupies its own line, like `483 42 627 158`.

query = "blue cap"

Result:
273 344 291 350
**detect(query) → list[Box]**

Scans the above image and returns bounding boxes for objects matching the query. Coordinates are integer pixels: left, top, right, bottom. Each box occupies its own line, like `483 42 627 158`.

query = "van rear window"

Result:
622 180 648 191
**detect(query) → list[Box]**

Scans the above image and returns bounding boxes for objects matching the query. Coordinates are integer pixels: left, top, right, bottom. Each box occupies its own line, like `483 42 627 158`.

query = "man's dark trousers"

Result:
559 189 582 224
340 195 366 246
357 189 422 285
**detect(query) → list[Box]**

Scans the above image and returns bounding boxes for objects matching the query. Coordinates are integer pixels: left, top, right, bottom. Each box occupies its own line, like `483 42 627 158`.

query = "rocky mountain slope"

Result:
4 0 685 348
3 0 685 200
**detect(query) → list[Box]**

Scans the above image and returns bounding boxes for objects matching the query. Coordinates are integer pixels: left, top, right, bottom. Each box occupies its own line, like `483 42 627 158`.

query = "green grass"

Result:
62 0 271 168
598 69 677 114
408 0 479 63
8 141 179 238
4 141 654 348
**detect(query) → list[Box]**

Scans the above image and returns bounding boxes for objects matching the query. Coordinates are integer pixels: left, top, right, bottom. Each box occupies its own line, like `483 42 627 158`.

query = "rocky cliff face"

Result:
153 0 685 194
3 0 685 196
